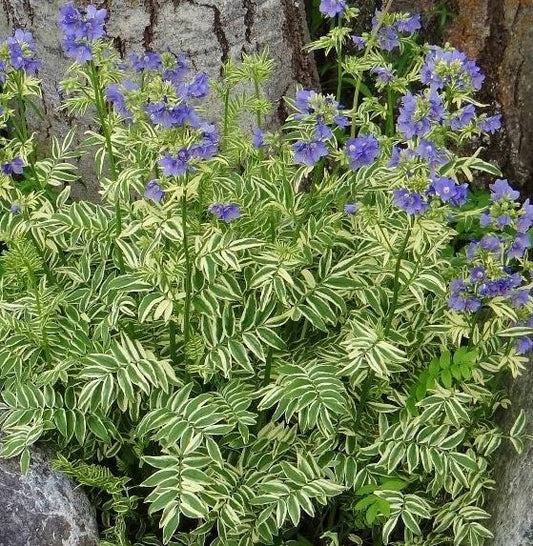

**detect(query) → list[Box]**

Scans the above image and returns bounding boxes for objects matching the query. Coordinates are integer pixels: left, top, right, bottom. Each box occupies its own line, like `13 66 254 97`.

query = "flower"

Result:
396 13 421 33
252 127 264 148
7 30 41 74
191 124 219 159
315 121 333 141
449 104 476 130
129 51 162 72
345 135 379 170
209 203 241 223
415 139 447 167
344 203 357 215
470 266 486 283
397 93 431 139
480 234 501 252
393 189 429 215
352 36 366 50
319 0 346 17
295 90 315 114
159 150 192 177
106 85 132 119
509 289 529 308
185 72 209 99
1 157 25 176
9 204 20 214
489 178 519 202
62 36 93 63
144 180 164 203
508 233 531 259
479 114 502 134
371 66 394 83
376 25 399 51
430 176 463 204
517 199 533 233
515 336 533 354
293 140 328 167
145 102 200 129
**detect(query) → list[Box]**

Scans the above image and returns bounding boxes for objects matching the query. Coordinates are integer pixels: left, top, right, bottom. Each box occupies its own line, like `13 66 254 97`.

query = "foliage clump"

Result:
0 3 530 546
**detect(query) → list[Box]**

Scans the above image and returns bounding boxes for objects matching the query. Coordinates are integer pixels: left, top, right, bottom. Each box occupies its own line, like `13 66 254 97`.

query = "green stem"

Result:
384 224 412 336
386 88 395 136
182 188 192 364
88 61 125 273
350 0 394 137
292 159 324 241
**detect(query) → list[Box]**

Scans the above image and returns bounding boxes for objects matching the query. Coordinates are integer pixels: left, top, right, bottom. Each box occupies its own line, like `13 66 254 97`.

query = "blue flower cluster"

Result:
1 157 24 176
208 203 241 223
58 3 107 64
4 30 41 75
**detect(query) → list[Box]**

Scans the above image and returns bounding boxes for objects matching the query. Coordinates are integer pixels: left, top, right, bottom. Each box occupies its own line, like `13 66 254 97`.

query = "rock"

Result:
0 0 318 201
486 366 533 546
0 447 98 546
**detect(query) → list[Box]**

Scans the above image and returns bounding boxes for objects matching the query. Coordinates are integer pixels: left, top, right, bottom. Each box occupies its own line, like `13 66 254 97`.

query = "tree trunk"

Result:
0 0 318 200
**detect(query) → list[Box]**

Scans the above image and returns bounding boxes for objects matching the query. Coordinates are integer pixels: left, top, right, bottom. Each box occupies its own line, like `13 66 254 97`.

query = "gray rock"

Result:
0 447 98 546
486 365 533 546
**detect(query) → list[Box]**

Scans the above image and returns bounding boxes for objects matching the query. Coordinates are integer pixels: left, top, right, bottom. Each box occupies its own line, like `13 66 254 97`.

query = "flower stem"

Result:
181 188 192 364
350 0 394 137
88 61 125 273
384 223 412 336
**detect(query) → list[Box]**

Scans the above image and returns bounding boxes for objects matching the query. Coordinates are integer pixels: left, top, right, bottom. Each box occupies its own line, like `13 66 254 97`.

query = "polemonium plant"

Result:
0 3 529 546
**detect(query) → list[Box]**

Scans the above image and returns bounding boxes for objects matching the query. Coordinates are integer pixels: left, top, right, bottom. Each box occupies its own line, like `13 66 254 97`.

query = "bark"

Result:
0 0 318 200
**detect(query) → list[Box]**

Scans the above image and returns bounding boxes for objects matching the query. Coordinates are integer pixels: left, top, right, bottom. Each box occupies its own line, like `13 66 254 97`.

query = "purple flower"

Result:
416 139 447 167
144 179 165 203
7 30 41 75
352 36 366 50
251 127 264 148
421 47 484 91
515 337 533 354
129 51 162 72
295 90 315 114
393 189 429 215
509 290 529 308
466 242 479 260
480 234 501 253
191 124 219 159
396 13 421 33
508 233 531 259
470 266 486 283
496 214 512 229
83 5 107 40
376 25 400 51
449 104 476 130
9 204 20 214
334 115 350 127
163 55 190 88
517 199 533 233
371 66 394 83
293 140 328 167
479 114 502 134
448 294 481 313
62 35 93 63
319 0 346 17
185 72 209 99
159 150 192 177
106 85 132 119
397 93 431 139
345 134 380 170
315 121 333 141
0 61 6 84
431 176 458 202
344 203 357 215
209 203 241 223
480 211 491 228
58 4 81 36
1 157 25 176
489 179 519 202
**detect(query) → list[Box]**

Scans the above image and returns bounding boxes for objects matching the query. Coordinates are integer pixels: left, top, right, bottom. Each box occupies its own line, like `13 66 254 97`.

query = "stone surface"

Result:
0 0 318 200
486 366 533 546
0 447 98 546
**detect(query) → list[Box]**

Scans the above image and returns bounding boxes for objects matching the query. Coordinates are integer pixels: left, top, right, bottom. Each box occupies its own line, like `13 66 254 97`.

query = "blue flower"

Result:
7 30 41 74
517 199 533 233
470 266 486 283
106 85 132 119
295 90 315 114
489 178 519 202
496 214 512 229
371 66 394 83
397 93 431 139
129 51 162 72
293 140 328 167
185 72 209 99
352 36 366 50
509 289 529 308
345 134 379 170
395 13 421 33
191 124 219 159
9 204 20 214
315 121 333 141
416 139 447 167
393 189 429 215
62 36 93 63
1 157 25 176
319 0 346 17
333 115 350 127
159 150 192 177
376 25 399 51
515 336 533 354
478 114 502 134
430 176 464 204
479 211 491 228
251 127 264 148
344 203 357 215
449 104 476 130
480 234 500 252
209 203 241 223
508 233 531 259
144 180 165 203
